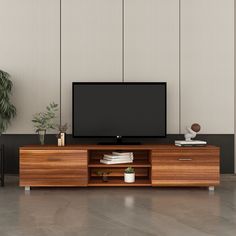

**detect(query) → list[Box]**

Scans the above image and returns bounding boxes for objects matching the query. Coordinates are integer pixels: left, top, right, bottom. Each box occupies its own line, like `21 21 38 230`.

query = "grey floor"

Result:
0 176 236 236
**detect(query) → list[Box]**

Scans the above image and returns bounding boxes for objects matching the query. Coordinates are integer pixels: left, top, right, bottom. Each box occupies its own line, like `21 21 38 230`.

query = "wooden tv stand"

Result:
19 144 220 191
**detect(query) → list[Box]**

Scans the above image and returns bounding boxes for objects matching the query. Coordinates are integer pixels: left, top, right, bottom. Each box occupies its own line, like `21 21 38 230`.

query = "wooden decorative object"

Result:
19 144 220 190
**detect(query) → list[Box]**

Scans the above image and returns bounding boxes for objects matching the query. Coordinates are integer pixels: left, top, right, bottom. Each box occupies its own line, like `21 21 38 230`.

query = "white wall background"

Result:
61 0 122 131
181 0 234 134
0 0 60 133
0 0 234 135
125 0 179 134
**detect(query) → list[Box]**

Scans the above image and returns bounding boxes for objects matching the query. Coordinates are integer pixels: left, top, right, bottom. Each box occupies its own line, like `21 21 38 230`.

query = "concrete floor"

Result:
0 176 236 236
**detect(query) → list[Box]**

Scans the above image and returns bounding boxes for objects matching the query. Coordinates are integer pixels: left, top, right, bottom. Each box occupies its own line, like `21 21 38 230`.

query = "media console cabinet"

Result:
19 144 220 191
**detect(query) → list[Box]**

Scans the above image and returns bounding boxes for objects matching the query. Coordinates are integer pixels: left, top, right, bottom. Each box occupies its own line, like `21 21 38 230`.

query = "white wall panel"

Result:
181 0 234 134
61 0 122 132
124 0 180 134
0 0 233 136
0 0 60 134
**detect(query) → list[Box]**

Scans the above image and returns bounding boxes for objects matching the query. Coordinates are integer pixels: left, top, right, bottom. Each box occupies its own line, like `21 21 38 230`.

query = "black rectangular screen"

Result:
73 83 166 137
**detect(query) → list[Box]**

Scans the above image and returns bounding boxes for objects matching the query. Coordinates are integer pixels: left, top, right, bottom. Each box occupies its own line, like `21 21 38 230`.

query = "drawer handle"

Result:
178 158 192 161
47 158 61 161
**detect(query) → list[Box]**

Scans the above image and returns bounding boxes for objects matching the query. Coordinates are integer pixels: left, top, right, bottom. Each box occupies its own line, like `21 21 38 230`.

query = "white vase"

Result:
124 173 135 183
57 138 62 147
60 132 66 146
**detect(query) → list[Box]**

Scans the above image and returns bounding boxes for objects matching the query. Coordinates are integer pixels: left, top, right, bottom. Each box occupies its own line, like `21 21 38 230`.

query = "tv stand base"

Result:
208 186 215 191
25 186 30 191
19 144 220 190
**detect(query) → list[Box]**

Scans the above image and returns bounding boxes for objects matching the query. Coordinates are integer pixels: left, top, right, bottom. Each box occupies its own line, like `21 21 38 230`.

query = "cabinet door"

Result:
20 150 88 186
152 149 220 186
125 0 179 133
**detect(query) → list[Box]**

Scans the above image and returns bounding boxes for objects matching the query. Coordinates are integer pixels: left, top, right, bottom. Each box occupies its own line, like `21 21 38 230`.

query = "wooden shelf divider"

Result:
88 178 151 187
88 160 151 168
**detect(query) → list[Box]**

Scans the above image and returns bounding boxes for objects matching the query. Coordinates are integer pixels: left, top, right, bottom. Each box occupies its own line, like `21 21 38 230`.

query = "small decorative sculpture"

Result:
185 123 201 142
57 123 68 147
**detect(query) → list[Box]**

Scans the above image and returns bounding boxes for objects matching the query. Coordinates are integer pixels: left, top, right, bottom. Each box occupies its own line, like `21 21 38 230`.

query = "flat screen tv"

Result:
73 82 166 139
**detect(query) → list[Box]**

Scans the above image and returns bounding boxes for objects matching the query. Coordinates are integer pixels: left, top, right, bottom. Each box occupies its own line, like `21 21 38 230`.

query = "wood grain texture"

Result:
19 145 220 188
20 144 217 150
152 147 220 186
20 149 88 187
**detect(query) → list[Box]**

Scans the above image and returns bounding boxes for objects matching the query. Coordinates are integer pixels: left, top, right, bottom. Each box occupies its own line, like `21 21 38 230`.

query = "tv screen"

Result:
73 83 166 137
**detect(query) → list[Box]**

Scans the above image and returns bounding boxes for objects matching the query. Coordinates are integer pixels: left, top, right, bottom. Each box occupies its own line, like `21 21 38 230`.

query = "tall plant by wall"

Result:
0 70 16 135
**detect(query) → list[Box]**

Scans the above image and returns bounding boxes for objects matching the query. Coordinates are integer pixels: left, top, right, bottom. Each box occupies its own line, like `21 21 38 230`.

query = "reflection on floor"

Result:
0 175 236 236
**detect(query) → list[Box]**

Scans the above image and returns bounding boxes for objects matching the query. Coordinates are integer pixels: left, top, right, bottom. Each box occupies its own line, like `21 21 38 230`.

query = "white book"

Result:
112 152 133 157
100 159 133 165
103 157 132 161
104 154 132 159
112 152 133 155
102 158 132 162
175 140 207 146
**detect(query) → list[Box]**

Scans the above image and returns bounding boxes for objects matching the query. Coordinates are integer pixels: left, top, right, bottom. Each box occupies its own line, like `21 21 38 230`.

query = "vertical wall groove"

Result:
179 0 181 134
122 0 125 82
59 0 62 125
234 0 236 173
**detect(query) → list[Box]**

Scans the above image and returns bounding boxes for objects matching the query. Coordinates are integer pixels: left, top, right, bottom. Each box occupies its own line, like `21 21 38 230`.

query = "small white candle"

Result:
58 138 62 147
60 133 65 146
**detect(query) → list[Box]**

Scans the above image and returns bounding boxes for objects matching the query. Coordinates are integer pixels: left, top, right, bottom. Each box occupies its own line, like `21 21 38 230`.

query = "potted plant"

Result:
124 167 135 183
56 123 68 146
0 70 16 135
32 103 58 145
95 170 111 182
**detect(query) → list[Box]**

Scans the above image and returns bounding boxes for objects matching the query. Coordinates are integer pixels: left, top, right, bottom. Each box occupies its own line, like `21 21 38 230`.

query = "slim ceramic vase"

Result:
38 129 46 145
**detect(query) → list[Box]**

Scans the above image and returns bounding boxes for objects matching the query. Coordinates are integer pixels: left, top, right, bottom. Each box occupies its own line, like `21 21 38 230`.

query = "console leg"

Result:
208 186 214 191
25 186 30 191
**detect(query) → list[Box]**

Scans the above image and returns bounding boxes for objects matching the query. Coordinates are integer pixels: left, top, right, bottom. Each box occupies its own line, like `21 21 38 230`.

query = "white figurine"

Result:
184 123 201 142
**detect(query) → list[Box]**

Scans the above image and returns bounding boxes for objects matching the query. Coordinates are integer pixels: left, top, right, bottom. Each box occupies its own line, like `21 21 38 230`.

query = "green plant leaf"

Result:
32 102 59 133
0 70 16 134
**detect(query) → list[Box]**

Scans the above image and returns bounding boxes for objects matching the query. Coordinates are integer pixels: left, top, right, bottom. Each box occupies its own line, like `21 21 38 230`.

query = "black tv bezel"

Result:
72 82 167 138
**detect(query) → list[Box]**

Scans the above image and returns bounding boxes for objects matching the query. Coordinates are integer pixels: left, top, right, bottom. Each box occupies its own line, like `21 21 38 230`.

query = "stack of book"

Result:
100 152 134 164
175 140 207 147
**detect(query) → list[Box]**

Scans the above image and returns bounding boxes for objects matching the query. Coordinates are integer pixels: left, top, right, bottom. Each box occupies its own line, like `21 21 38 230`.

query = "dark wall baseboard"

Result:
0 134 234 174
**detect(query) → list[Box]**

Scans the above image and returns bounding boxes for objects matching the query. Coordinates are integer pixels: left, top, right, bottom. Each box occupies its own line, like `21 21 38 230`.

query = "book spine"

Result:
112 152 133 157
103 157 132 161
100 160 133 164
104 155 132 159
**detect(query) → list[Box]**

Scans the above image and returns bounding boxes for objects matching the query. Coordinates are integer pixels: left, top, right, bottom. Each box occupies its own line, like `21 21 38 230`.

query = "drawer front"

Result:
20 149 88 186
152 149 220 186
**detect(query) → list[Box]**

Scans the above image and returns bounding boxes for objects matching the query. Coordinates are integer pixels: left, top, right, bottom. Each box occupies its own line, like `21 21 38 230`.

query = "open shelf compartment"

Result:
88 149 151 166
87 149 152 186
